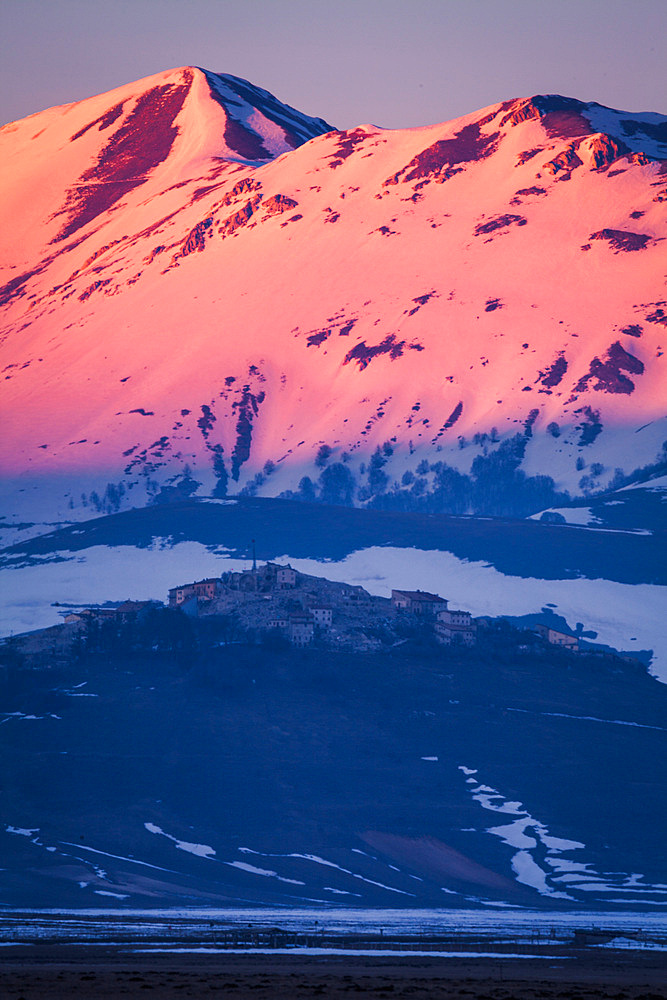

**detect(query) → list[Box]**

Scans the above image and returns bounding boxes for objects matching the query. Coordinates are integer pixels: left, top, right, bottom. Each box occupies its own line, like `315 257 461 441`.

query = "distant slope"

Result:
2 497 665 585
1 74 666 517
534 476 667 532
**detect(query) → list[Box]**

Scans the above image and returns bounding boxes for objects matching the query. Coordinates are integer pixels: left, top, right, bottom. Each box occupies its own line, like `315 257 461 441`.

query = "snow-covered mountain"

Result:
2 63 666 912
1 68 666 518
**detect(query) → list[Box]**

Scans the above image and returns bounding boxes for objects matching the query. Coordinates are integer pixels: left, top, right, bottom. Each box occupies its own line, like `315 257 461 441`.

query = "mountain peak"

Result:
200 69 334 157
497 94 667 158
1 75 665 519
0 66 335 246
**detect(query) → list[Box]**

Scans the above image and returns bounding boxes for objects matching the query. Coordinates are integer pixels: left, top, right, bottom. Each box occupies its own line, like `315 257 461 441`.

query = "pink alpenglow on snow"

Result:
1 71 666 514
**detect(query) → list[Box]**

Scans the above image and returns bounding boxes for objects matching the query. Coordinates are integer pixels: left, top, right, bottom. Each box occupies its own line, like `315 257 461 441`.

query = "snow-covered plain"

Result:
129 947 564 957
0 540 236 635
282 546 667 681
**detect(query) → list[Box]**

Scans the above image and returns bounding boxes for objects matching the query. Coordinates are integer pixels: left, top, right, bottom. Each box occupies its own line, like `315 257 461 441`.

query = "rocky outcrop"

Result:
180 217 213 255
262 194 298 216
544 144 584 176
515 147 540 165
474 214 527 236
585 133 630 169
384 123 499 188
501 98 545 127
78 278 112 301
501 96 591 139
144 245 165 266
590 229 652 252
328 128 369 168
545 133 632 179
575 342 645 395
646 304 667 327
219 177 261 208
343 335 423 371
219 194 263 238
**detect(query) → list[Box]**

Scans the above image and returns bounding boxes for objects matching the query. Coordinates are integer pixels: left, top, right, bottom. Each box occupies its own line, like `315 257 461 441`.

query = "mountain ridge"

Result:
1 69 665 521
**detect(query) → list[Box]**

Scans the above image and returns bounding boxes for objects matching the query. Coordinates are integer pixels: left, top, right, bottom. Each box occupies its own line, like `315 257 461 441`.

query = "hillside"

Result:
2 70 665 915
1 69 666 520
2 608 666 910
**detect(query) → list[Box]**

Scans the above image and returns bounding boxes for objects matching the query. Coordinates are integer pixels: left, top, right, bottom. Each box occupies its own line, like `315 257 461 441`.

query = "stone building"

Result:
289 614 314 646
391 589 448 617
534 624 578 650
168 578 223 607
309 605 333 628
276 566 297 589
435 608 476 646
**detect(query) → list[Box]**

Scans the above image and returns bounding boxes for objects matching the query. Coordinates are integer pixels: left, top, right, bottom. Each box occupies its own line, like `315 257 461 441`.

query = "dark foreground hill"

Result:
1 620 665 910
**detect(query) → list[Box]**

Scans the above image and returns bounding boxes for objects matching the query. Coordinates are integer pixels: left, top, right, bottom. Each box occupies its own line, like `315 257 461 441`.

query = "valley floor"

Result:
1 950 666 999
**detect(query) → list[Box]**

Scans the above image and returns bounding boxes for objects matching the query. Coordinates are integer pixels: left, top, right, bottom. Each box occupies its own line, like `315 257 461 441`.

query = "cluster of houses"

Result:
63 600 159 627
390 589 476 647
163 562 606 655
51 563 599 658
168 562 372 648
165 561 480 649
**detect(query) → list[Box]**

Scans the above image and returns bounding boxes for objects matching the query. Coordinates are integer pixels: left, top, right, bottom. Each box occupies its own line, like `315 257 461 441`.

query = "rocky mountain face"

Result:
1 69 666 519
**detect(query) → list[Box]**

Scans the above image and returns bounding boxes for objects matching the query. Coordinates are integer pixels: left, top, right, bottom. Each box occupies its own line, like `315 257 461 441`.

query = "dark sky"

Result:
2 0 666 128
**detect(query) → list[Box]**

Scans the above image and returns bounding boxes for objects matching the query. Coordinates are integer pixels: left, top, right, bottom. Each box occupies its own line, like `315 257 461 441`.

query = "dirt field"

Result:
1 948 666 998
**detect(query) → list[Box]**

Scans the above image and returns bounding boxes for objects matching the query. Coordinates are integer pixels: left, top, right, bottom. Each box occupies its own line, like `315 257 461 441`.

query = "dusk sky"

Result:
2 0 666 130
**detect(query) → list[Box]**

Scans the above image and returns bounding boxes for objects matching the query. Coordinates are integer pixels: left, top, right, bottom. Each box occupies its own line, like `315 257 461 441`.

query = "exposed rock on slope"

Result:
0 71 665 517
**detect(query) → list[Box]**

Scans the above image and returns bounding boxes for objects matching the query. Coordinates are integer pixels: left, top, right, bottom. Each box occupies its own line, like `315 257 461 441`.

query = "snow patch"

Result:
225 860 305 885
538 507 595 526
131 946 568 958
460 765 667 904
508 707 667 733
144 822 215 858
236 847 413 895
0 712 60 724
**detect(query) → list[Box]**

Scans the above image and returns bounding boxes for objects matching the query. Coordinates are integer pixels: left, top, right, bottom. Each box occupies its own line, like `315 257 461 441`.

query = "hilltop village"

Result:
60 560 585 655
2 560 643 671
165 561 478 651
